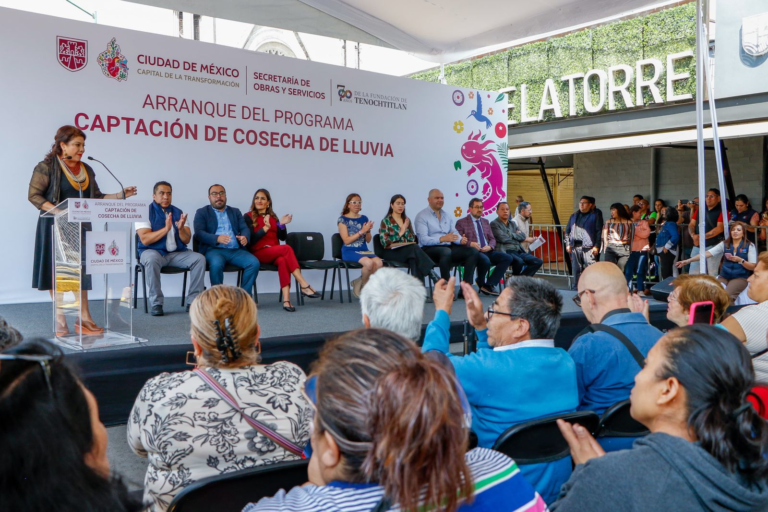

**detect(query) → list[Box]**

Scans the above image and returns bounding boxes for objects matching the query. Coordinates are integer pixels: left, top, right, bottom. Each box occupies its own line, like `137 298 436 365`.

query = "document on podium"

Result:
528 235 546 253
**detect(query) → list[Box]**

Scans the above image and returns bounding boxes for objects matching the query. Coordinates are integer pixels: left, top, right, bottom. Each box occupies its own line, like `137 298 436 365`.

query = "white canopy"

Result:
123 0 678 62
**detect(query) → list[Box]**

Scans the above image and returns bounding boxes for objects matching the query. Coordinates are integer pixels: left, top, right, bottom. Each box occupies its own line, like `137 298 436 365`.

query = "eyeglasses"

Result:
349 201 362 205
209 191 226 197
486 306 520 320
572 289 596 307
0 354 54 394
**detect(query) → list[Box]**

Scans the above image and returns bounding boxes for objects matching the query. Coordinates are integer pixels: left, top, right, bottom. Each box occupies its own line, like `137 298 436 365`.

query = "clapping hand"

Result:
557 419 606 465
403 218 410 230
236 235 248 246
627 293 650 322
263 215 271 231
280 214 293 225
164 212 173 232
176 213 187 230
461 282 487 331
432 277 455 315
360 221 374 234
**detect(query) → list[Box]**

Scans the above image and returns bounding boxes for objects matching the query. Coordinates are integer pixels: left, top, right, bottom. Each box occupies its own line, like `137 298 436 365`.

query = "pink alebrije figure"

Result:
461 131 506 216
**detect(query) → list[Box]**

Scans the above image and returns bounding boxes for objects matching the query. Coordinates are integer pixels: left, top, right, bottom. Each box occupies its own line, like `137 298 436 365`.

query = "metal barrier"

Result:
676 222 768 275
526 224 571 286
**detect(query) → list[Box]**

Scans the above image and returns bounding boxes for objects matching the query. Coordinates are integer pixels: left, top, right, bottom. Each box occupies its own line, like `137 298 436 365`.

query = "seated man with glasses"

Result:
422 275 577 504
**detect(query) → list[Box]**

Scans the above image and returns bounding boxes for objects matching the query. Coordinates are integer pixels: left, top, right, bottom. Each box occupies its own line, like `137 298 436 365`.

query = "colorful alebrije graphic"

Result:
454 207 463 217
468 93 492 129
468 91 475 99
452 90 465 106
495 122 507 138
461 131 506 216
97 38 128 82
487 107 494 115
453 120 464 134
467 179 479 195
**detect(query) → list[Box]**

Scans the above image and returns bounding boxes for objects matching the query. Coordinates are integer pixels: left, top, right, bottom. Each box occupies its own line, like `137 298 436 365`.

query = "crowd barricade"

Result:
528 224 571 285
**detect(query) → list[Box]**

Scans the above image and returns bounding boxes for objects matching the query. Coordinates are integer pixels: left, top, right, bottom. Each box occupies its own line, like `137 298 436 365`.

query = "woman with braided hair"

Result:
128 285 311 512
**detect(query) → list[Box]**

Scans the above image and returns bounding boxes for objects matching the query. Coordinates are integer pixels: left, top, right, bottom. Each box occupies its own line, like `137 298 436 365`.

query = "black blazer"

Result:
193 205 250 255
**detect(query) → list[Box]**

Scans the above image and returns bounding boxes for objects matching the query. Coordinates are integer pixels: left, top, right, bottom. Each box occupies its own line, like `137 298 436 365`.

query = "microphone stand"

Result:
87 156 125 199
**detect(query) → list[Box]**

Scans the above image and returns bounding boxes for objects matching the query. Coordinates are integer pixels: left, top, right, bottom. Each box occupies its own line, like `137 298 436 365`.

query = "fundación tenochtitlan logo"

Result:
337 84 353 103
97 38 129 82
57 36 87 72
336 83 407 111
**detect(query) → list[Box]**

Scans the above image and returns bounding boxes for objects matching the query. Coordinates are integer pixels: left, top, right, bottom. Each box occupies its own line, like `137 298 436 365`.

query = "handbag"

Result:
194 368 306 458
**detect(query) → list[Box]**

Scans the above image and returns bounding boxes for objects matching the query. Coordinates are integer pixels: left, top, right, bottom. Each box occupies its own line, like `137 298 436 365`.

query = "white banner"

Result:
1 7 508 304
85 231 128 274
68 199 149 223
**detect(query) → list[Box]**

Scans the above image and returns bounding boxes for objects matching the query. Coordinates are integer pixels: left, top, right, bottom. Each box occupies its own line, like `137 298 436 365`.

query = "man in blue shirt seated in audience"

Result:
423 275 578 504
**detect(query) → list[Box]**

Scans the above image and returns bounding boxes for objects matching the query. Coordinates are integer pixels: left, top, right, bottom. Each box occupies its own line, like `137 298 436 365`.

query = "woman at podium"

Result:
28 125 137 336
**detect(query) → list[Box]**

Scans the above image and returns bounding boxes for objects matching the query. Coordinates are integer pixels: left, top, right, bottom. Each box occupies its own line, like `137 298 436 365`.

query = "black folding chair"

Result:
596 399 650 438
192 236 245 290
372 234 410 271
253 263 300 306
492 411 600 465
286 232 341 305
167 459 309 512
133 233 189 313
331 233 363 303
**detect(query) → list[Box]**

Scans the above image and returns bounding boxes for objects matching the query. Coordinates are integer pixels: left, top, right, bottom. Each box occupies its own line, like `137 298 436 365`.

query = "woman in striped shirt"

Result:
602 203 633 273
243 329 548 512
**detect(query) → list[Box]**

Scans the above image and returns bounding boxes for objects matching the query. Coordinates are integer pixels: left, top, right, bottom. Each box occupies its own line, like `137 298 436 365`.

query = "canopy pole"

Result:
695 0 707 273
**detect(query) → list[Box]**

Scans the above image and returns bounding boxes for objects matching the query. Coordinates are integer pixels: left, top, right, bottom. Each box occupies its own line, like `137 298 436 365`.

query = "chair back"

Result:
492 411 600 465
135 232 141 260
331 233 343 260
167 460 309 512
372 234 385 258
286 232 325 262
192 235 200 253
596 399 650 438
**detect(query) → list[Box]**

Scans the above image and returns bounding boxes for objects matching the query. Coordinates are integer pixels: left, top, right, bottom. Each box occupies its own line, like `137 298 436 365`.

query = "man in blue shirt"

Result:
422 275 577 504
414 189 479 288
193 184 260 293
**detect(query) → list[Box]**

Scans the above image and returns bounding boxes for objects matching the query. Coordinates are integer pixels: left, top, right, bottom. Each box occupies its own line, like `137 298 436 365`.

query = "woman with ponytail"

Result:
128 285 311 512
551 325 768 512
243 329 547 512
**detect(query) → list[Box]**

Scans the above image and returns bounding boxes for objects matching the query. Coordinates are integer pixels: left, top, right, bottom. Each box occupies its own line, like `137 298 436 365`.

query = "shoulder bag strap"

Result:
194 368 306 458
583 324 646 368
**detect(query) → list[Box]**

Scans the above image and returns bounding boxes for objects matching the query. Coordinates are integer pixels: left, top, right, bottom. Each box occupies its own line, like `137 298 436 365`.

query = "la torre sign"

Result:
502 50 694 124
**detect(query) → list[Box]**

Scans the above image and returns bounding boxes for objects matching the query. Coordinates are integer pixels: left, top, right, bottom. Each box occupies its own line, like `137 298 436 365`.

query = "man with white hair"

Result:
360 268 427 341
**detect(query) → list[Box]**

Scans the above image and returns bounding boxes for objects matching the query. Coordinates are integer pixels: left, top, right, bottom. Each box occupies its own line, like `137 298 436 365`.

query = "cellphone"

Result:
688 301 715 325
680 199 689 205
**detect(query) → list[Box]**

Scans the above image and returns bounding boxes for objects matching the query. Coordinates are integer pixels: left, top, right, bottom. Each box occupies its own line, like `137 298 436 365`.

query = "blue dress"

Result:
338 215 375 262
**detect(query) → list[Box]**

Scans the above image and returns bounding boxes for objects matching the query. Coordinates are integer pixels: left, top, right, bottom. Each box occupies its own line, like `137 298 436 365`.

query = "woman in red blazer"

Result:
244 189 320 312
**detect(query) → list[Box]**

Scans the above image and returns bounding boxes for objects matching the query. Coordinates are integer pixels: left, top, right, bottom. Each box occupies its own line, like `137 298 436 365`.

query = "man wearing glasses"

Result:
688 188 726 276
193 184 260 293
565 196 603 290
421 275 577 504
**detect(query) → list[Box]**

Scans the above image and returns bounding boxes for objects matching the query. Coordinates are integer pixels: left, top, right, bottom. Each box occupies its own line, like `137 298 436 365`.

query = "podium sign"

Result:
86 231 127 274
68 199 149 223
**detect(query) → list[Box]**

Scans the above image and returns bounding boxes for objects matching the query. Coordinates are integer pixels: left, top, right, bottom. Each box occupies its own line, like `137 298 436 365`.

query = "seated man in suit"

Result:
455 198 513 296
423 276 578 504
491 201 543 277
193 184 260 293
136 181 206 316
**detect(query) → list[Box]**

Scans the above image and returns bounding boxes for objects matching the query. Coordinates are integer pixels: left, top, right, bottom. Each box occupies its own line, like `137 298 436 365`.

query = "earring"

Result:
186 351 197 367
255 341 261 354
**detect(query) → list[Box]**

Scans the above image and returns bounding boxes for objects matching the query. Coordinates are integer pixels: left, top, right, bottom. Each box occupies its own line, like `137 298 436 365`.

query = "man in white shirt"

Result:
136 181 206 316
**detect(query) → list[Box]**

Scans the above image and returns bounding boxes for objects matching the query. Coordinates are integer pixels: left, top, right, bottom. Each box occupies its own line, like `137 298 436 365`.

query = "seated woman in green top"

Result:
379 194 439 283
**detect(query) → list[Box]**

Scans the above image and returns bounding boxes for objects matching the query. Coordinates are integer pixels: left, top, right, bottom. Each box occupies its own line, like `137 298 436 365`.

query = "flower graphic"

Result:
453 120 464 134
487 107 494 115
468 91 475 99
454 207 463 217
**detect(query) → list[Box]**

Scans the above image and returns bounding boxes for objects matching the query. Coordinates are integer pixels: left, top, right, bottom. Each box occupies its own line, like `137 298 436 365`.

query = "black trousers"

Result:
476 251 513 288
658 250 677 280
423 245 479 284
506 250 544 276
570 245 596 290
382 244 434 281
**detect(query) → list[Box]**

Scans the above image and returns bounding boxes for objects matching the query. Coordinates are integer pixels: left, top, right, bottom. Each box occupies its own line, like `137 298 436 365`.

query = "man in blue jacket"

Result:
565 196 603 290
193 184 259 293
423 275 577 504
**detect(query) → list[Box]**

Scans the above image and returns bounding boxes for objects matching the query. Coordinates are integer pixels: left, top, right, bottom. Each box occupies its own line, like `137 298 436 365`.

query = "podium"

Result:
42 199 147 350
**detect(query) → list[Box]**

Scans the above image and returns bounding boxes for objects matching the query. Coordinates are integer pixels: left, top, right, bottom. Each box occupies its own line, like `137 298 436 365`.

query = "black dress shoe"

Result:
301 286 321 299
479 286 500 297
283 301 296 312
151 305 164 316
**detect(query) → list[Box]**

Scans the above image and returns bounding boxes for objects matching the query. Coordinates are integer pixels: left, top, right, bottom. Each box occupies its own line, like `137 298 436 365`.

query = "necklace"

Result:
58 156 89 191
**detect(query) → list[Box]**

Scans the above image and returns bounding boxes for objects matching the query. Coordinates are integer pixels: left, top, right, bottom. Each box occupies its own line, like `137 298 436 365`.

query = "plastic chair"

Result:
492 411 600 465
133 233 189 313
372 234 410 271
286 232 341 305
192 236 245 291
167 459 309 512
331 233 363 303
595 399 650 438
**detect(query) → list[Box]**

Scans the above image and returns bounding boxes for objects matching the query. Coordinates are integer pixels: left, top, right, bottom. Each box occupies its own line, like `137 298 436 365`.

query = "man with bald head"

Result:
569 262 663 417
415 189 479 289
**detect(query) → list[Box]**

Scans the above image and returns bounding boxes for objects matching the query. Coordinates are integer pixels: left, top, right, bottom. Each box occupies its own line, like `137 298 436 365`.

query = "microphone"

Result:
87 156 125 199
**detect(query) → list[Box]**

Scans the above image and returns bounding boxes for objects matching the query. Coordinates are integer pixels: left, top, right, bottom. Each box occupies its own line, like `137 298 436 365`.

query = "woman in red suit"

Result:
244 189 320 312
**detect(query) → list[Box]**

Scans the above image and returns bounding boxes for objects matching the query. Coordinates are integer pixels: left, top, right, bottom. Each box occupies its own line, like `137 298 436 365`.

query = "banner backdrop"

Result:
0 7 508 304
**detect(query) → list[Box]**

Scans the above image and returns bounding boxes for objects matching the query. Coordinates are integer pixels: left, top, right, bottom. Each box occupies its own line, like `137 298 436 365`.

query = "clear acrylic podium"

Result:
42 199 147 350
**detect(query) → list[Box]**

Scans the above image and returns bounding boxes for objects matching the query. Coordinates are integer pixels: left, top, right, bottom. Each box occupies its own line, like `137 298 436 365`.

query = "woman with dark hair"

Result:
243 328 546 511
602 203 633 272
731 194 760 234
378 194 438 283
28 125 137 335
759 198 768 250
338 193 383 297
551 325 768 511
654 206 680 280
0 339 144 512
625 204 652 294
244 189 320 312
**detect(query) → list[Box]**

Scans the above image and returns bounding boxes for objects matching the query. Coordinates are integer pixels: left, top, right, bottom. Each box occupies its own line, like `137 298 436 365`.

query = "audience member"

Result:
193 184 260 293
338 193 384 297
632 194 643 206
551 325 768 512
514 201 534 252
360 268 426 341
414 189 478 289
128 285 310 511
602 203 632 273
570 263 663 417
491 202 543 277
378 194 438 283
565 196 603 289
423 276 577 503
678 222 757 300
244 189 319 312
0 316 22 351
625 204 651 294
688 188 726 276
456 198 513 295
760 198 768 249
243 329 547 512
731 194 760 232
677 202 694 271
655 207 680 280
722 251 768 383
664 274 731 327
650 198 666 226
0 340 144 512
136 181 206 316
637 199 652 222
